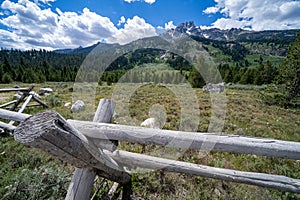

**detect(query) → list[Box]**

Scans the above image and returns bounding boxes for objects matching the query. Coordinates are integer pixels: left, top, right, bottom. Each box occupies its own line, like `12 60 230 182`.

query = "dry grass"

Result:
0 82 299 199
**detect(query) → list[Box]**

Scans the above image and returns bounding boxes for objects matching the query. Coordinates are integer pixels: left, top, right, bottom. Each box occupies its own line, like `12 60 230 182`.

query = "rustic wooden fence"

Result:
0 98 299 199
0 85 48 133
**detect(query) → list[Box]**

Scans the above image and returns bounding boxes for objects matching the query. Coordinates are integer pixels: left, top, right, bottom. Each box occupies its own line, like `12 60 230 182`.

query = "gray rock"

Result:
203 82 225 93
13 93 22 100
64 102 71 107
71 100 85 113
29 91 40 99
39 87 53 94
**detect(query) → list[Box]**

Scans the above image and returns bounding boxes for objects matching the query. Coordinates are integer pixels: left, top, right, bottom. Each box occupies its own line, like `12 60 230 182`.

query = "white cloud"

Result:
123 0 156 5
144 0 156 4
0 0 158 50
203 6 219 14
117 16 126 26
34 0 56 5
108 16 157 45
203 0 300 30
164 21 176 30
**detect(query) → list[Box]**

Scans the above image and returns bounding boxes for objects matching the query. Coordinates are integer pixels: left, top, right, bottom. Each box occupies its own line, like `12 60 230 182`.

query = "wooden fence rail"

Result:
1 100 300 197
0 87 31 93
0 85 48 134
104 150 300 193
68 120 300 160
3 107 299 160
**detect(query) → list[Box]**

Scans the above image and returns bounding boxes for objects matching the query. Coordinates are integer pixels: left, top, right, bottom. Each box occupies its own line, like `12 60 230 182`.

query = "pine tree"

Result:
188 56 208 88
278 31 300 106
263 31 300 108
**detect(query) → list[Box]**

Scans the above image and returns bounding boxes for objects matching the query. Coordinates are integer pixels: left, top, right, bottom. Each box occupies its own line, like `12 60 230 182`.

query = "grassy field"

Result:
0 82 299 199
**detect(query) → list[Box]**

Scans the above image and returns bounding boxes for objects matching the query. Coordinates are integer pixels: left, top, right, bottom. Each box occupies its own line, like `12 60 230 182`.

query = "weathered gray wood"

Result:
14 110 131 184
8 94 33 127
10 85 34 111
0 100 17 108
93 99 116 123
18 94 32 113
0 121 16 130
68 120 300 160
0 88 30 93
32 95 48 108
65 168 97 200
104 149 300 193
0 108 31 122
93 98 118 151
66 98 119 200
13 104 44 109
107 182 119 199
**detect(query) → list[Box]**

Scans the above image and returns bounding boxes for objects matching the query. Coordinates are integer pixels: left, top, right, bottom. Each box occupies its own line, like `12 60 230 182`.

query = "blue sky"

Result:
51 0 219 28
0 0 300 50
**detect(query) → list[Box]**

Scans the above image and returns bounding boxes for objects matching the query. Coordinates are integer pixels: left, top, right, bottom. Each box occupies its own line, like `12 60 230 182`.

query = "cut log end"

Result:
14 110 61 144
14 109 131 184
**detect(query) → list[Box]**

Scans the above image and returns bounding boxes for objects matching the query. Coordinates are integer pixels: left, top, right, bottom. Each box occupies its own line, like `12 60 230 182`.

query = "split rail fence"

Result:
0 98 299 199
0 85 48 133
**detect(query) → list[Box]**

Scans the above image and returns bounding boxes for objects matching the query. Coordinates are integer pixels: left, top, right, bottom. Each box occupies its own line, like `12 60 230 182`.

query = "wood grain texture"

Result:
0 108 31 122
14 110 130 184
104 149 300 193
68 120 300 160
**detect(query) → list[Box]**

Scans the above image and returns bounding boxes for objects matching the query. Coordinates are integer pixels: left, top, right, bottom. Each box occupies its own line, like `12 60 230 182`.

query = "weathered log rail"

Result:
68 120 300 160
0 85 48 133
0 98 300 198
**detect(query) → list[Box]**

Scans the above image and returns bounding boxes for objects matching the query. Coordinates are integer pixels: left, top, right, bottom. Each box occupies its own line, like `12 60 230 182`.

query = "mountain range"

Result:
54 21 298 56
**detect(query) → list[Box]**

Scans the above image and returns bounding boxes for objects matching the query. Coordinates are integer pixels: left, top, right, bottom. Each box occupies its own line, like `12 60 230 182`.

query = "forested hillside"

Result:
0 49 84 83
0 29 298 89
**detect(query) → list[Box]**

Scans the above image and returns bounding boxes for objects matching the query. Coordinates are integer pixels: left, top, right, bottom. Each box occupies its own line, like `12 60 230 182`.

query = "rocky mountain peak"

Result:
175 21 196 33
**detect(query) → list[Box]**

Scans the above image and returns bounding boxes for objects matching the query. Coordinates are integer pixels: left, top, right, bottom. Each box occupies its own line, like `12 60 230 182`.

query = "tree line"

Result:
0 31 299 108
0 49 84 83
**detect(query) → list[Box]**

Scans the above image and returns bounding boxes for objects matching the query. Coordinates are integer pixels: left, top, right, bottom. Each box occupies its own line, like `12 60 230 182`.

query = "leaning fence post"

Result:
66 98 121 200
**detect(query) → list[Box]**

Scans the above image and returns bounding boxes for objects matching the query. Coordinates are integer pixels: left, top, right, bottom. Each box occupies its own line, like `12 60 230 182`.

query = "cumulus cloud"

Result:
164 21 176 30
117 16 126 26
203 0 300 30
108 16 157 44
0 0 158 50
123 0 156 5
156 20 176 33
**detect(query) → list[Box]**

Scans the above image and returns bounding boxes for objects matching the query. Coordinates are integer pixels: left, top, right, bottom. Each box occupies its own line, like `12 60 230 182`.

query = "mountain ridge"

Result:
54 21 298 55
164 21 298 43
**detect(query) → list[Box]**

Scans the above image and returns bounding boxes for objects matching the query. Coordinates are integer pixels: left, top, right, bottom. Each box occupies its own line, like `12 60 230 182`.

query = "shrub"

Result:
2 165 70 199
45 93 63 107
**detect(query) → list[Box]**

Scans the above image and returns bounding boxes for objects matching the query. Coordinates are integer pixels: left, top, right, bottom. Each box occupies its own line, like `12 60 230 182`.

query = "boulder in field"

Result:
40 88 53 94
64 102 71 107
71 100 85 113
203 83 225 93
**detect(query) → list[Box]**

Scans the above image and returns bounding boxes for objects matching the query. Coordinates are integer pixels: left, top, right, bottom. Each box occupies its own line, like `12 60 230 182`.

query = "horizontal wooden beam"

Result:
68 120 300 160
0 121 16 130
0 108 31 122
0 100 17 108
104 149 300 193
0 88 30 93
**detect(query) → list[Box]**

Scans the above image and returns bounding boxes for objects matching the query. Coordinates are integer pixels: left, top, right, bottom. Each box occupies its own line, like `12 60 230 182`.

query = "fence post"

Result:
66 98 119 200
